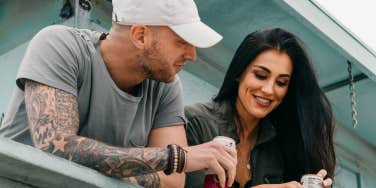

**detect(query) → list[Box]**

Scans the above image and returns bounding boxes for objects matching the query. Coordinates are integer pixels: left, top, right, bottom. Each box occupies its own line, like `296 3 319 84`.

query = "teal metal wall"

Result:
0 42 28 115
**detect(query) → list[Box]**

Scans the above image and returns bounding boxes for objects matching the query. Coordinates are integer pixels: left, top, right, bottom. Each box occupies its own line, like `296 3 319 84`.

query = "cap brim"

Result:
169 22 222 48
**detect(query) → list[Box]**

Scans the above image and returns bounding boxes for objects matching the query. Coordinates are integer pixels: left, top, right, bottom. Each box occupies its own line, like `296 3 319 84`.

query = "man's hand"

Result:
184 141 237 188
146 126 238 188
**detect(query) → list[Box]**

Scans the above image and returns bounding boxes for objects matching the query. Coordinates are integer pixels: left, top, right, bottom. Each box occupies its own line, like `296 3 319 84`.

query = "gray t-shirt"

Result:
0 25 186 147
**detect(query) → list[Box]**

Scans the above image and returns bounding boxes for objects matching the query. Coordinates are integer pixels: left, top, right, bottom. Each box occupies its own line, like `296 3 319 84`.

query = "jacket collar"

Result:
213 101 277 146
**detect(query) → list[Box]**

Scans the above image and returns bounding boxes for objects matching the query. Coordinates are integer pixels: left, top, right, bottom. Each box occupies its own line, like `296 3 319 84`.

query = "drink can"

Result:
203 136 236 188
301 174 323 188
213 136 236 148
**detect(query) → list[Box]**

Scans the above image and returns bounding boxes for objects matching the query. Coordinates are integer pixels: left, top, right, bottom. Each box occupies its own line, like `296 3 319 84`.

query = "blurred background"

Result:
0 0 375 187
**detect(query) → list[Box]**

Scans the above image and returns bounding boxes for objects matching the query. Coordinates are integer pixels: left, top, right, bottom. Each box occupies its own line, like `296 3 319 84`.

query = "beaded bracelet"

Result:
172 144 178 172
164 144 187 175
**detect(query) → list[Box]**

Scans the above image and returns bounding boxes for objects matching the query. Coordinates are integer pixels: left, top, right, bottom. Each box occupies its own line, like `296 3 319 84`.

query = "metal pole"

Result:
74 0 79 28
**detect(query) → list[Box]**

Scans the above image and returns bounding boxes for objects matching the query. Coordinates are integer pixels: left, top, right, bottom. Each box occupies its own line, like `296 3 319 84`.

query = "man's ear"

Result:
129 23 150 49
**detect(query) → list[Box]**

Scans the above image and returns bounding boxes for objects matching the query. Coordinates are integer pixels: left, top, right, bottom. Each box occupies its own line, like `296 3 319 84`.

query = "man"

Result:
0 0 236 187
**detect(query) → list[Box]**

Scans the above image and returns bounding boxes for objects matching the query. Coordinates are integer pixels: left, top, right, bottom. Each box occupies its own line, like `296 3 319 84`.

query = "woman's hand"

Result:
252 169 333 188
251 181 302 188
316 169 333 188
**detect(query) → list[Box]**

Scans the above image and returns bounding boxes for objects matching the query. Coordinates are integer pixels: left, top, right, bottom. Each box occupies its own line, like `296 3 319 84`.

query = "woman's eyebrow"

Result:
253 65 270 73
253 65 291 78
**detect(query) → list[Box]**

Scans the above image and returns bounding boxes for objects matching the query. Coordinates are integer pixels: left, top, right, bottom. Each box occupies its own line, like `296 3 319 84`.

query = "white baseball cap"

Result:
112 0 223 48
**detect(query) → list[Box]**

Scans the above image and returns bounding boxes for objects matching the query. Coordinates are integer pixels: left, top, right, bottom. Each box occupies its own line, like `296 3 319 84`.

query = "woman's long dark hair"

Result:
214 28 336 180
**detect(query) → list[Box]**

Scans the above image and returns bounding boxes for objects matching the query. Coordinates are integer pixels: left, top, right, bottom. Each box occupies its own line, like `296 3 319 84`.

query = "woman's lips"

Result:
254 95 272 107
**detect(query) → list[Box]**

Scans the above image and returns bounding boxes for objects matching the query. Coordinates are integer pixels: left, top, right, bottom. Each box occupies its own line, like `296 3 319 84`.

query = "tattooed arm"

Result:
121 125 187 188
24 80 168 180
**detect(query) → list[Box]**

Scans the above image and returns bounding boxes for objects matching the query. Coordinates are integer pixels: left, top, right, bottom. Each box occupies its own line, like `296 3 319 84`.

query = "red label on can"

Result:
204 174 230 188
204 174 221 188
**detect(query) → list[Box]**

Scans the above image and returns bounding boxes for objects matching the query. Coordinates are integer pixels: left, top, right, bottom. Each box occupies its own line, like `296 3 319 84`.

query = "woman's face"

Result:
236 49 293 119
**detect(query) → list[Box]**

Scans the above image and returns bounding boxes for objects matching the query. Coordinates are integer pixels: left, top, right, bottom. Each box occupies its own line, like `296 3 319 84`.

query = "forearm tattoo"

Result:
124 173 160 188
24 80 167 184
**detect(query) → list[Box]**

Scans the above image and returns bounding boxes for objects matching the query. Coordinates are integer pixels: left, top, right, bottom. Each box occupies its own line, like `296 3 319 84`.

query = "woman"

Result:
185 28 335 188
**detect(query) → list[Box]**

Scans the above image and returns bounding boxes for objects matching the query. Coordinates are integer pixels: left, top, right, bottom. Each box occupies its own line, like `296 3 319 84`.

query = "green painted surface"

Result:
0 138 138 188
0 177 33 188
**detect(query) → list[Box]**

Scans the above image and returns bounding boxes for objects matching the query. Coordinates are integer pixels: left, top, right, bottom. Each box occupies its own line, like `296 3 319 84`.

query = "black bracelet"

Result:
176 145 185 173
164 144 174 175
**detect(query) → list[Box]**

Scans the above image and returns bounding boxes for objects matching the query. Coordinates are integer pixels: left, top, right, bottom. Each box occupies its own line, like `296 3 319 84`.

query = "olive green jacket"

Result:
184 101 284 188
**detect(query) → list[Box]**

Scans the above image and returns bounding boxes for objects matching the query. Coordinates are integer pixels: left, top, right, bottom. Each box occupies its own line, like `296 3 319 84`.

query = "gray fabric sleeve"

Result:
152 76 186 128
16 25 82 96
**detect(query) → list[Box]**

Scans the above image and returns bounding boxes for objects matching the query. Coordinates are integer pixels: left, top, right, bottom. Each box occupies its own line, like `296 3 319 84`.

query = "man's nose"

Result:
184 44 197 62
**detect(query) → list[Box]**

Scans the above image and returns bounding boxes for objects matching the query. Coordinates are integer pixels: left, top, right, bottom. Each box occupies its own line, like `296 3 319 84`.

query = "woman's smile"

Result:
253 95 272 107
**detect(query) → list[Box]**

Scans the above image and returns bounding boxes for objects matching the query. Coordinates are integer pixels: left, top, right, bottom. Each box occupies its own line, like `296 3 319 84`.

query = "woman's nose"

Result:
261 81 274 95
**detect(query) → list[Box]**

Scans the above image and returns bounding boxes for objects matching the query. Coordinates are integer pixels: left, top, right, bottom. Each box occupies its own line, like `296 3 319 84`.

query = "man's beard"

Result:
137 41 174 83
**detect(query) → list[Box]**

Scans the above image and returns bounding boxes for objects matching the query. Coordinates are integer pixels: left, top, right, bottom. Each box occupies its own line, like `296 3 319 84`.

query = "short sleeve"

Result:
16 25 84 96
152 76 186 128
